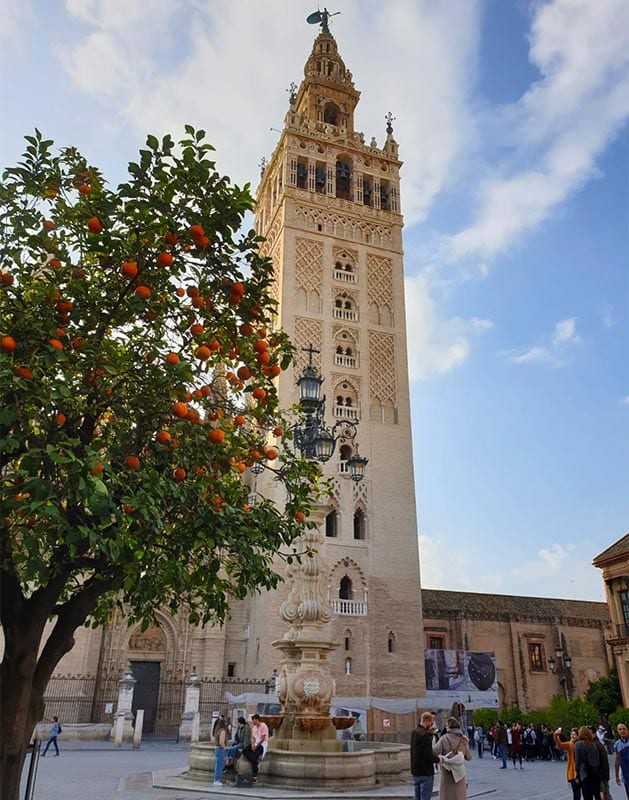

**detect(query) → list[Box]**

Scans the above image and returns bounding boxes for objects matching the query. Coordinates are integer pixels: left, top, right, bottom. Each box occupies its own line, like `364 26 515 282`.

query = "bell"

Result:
336 162 350 178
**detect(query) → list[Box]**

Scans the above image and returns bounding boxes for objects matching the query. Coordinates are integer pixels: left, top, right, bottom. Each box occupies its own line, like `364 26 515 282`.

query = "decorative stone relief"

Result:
367 254 393 315
352 478 369 508
295 205 392 246
293 317 323 376
128 624 166 652
368 331 397 405
295 237 323 295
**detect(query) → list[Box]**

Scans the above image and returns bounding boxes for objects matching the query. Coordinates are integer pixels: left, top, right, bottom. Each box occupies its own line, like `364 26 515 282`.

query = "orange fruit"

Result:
195 345 211 360
49 338 63 350
295 511 305 523
123 504 134 514
54 413 66 426
208 428 225 444
171 401 188 418
236 462 246 473
121 261 138 278
269 365 281 377
186 286 199 298
234 414 246 426
252 387 266 401
190 323 204 336
175 287 185 297
257 351 271 365
237 365 251 381
90 461 103 474
48 259 62 270
189 224 204 240
73 267 86 279
86 217 102 234
232 282 244 296
1 272 14 285
43 220 55 232
156 430 171 444
265 448 278 460
164 231 178 246
273 426 283 437
78 184 91 195
124 455 140 469
1 335 16 353
239 323 254 337
173 467 186 480
164 352 179 365
55 300 73 313
135 285 150 299
253 339 267 353
157 252 173 267
198 235 209 248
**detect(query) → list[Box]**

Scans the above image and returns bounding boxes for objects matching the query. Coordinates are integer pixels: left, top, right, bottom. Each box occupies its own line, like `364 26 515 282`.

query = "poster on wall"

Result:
424 649 498 709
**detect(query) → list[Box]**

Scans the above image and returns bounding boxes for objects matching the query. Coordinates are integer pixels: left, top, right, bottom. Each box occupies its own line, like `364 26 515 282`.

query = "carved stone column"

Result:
272 506 341 752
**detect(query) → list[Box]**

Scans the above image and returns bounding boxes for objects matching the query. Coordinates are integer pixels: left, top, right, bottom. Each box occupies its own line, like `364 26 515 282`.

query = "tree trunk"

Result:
1 570 112 800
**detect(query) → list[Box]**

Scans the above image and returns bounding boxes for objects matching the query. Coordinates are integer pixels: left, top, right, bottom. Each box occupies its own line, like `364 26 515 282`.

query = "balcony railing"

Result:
334 269 357 284
334 353 358 369
334 405 359 420
608 623 629 641
330 599 368 616
333 307 359 322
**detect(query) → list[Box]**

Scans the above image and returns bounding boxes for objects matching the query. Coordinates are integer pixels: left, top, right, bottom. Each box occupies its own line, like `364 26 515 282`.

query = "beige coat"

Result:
433 731 472 800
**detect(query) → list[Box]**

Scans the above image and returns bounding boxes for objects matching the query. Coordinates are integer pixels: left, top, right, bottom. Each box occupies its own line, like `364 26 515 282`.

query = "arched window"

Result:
336 160 351 200
353 510 366 540
339 575 353 600
344 629 352 651
325 510 338 538
388 632 396 654
324 103 339 125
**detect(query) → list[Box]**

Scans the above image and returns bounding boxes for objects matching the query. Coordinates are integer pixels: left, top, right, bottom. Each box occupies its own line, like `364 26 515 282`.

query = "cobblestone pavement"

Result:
21 743 620 800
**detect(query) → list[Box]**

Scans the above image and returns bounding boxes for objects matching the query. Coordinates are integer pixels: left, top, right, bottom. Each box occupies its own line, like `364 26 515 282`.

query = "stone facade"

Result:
593 533 629 705
422 589 612 712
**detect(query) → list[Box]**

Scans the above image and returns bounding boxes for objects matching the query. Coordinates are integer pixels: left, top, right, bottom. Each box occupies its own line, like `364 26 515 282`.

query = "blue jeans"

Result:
412 774 434 800
214 747 225 782
497 743 507 767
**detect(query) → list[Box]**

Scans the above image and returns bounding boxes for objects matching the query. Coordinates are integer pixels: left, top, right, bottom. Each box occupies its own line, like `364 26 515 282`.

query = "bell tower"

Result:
247 21 424 700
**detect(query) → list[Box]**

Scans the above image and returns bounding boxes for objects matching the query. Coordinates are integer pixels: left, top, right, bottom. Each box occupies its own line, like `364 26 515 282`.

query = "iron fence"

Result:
42 674 119 724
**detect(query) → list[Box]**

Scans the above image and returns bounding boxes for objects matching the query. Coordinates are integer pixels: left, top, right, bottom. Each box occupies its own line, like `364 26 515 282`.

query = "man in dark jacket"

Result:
410 712 441 800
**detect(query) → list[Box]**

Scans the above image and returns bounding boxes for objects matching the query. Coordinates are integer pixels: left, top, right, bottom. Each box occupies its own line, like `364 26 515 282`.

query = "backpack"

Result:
525 729 534 745
57 724 62 734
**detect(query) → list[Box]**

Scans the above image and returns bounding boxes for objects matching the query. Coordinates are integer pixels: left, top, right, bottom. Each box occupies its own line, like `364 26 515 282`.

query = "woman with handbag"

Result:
433 717 472 800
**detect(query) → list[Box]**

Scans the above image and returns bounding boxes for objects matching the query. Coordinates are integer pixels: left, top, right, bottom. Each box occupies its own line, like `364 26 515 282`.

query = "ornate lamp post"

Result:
548 646 572 699
270 346 367 751
293 345 368 480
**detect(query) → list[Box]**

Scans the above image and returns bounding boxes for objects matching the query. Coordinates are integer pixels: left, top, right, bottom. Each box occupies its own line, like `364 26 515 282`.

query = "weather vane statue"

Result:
306 7 340 33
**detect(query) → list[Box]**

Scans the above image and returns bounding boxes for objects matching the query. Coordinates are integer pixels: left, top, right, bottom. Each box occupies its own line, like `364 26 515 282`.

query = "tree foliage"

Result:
0 128 320 797
585 667 622 718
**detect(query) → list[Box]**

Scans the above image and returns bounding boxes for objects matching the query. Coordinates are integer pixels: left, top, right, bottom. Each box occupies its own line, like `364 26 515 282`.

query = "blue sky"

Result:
1 0 627 601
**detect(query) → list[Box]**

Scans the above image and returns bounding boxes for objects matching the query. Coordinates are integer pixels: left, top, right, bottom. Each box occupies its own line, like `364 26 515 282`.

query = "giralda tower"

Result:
241 19 424 701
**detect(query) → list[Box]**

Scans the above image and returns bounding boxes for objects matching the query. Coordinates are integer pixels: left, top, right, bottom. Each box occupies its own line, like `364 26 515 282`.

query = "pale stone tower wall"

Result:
240 29 425 699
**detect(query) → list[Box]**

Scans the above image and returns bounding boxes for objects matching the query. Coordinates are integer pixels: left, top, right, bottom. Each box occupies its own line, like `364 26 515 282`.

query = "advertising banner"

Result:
424 649 498 709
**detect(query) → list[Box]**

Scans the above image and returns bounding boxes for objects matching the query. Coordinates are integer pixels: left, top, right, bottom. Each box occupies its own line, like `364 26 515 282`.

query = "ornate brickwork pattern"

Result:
295 205 392 246
295 237 323 295
352 478 369 509
367 254 393 311
293 317 323 376
260 216 282 257
368 331 397 405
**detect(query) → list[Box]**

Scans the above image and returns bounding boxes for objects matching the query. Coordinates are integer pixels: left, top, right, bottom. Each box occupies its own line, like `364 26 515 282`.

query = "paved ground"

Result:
21 742 621 800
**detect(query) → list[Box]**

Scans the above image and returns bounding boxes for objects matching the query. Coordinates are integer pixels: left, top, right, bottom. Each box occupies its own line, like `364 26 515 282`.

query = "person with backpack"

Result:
574 726 601 800
42 716 62 756
524 724 537 762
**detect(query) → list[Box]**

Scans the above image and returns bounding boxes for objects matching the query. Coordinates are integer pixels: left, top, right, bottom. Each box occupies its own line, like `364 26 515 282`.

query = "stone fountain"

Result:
185 507 409 791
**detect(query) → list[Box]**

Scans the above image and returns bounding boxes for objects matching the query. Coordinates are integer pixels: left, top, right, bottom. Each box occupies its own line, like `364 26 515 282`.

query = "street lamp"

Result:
548 646 572 699
293 345 368 482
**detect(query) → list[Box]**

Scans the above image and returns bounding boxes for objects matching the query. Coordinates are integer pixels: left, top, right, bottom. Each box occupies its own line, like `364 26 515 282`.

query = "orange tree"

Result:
0 128 319 797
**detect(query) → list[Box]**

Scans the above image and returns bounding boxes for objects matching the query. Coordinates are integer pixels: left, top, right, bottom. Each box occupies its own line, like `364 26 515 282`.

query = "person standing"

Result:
591 725 611 800
474 726 484 758
574 725 601 800
41 716 61 757
510 723 523 769
433 716 472 800
494 721 508 769
410 712 441 800
554 727 581 800
212 717 228 787
243 713 269 778
615 722 629 798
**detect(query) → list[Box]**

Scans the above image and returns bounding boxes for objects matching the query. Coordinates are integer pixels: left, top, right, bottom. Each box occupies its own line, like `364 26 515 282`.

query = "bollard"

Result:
133 709 144 749
191 711 200 743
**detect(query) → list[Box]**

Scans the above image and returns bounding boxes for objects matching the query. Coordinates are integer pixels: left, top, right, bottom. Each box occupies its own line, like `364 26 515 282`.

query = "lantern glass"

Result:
314 427 335 461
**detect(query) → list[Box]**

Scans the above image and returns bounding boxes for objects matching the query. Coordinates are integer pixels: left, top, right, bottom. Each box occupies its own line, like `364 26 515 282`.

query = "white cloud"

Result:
57 0 481 221
0 0 31 43
505 316 580 367
404 275 493 381
619 396 629 407
602 305 616 328
445 0 629 261
511 543 571 578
